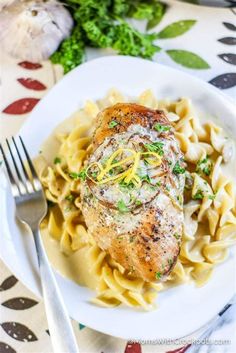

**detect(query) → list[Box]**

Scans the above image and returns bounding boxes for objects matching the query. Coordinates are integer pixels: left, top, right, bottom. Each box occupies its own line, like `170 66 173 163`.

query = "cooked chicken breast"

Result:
81 103 185 282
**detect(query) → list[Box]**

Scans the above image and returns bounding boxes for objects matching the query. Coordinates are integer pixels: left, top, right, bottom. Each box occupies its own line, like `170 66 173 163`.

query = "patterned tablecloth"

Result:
0 1 236 352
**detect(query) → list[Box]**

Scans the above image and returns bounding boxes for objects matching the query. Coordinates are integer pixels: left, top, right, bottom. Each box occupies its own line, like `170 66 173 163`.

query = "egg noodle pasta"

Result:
36 89 236 310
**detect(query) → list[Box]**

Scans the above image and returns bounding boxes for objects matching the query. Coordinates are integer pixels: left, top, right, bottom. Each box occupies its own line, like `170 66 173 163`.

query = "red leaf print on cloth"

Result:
17 78 46 91
166 344 191 353
125 342 142 353
18 61 42 70
3 98 40 114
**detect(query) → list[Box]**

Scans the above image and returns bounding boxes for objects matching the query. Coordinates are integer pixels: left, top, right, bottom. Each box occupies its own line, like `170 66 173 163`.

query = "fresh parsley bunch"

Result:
51 0 166 73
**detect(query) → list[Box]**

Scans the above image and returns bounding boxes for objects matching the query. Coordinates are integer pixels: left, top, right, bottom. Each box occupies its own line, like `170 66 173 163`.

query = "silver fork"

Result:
0 136 79 353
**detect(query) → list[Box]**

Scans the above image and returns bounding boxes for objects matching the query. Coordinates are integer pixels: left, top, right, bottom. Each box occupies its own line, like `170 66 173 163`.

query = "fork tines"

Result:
0 136 41 197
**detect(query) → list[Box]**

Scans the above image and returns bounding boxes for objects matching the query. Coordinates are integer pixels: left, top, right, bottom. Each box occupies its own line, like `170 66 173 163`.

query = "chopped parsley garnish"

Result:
156 181 161 187
154 123 171 133
173 161 185 175
91 172 98 178
69 172 79 179
117 199 129 213
208 194 216 201
155 272 162 280
196 156 212 176
69 169 87 181
65 194 75 202
108 120 118 128
144 141 164 156
165 185 170 191
203 166 211 176
168 258 173 265
119 180 135 189
135 199 142 206
112 158 119 164
173 233 181 240
54 157 61 164
116 166 124 173
193 189 204 200
109 160 123 175
141 174 151 183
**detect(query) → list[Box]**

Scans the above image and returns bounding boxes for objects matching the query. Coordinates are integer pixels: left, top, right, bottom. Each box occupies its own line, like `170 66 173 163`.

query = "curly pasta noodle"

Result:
37 89 236 310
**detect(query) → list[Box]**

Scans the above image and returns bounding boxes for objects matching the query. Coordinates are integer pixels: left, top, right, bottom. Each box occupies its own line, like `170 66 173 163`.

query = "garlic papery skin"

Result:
0 0 17 11
0 0 73 62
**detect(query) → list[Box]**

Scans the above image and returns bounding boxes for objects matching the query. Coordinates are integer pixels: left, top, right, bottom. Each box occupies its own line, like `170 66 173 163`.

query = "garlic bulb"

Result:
0 0 73 62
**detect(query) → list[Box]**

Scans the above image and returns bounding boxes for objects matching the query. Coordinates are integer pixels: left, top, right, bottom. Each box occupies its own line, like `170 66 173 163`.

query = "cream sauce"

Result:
41 228 99 289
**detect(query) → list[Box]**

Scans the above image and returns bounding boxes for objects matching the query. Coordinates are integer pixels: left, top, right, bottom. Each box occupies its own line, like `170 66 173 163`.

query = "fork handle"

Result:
32 227 79 353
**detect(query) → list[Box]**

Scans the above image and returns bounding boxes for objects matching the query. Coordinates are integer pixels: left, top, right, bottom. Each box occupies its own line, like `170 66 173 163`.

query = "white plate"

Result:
1 56 236 341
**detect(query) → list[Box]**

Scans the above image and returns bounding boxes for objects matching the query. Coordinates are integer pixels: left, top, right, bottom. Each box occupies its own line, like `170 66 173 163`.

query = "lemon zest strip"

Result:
97 148 136 181
124 152 141 184
86 148 163 186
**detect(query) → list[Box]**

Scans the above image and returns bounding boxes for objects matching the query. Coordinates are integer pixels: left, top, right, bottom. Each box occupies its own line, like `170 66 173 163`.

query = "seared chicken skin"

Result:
81 103 185 282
